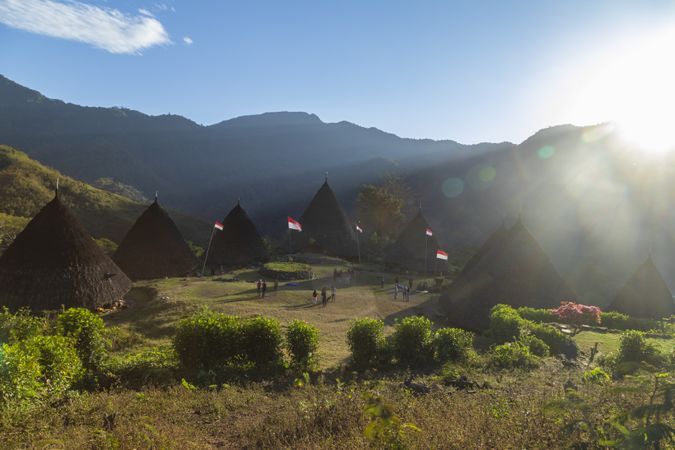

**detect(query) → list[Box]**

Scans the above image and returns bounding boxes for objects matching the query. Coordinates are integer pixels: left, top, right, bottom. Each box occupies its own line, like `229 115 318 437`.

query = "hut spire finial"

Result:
237 197 241 206
154 191 158 202
55 177 59 198
325 171 328 183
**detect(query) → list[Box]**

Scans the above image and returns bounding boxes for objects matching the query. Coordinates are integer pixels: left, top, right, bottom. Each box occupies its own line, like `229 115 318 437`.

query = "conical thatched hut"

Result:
607 257 675 319
439 218 574 330
206 201 268 267
113 198 196 280
385 210 439 271
0 193 132 311
295 179 358 258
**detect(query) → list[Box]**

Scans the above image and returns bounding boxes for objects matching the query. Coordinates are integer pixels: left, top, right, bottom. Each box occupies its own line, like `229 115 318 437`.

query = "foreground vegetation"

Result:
0 262 673 449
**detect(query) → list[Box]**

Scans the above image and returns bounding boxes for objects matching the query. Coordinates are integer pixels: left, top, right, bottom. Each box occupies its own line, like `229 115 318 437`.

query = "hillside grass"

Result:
0 145 209 245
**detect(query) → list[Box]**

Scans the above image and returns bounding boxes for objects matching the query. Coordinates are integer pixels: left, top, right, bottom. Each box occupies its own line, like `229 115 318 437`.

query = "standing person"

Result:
273 279 279 296
408 278 413 292
331 285 337 302
394 283 399 300
380 277 385 288
312 289 318 305
261 280 267 299
256 279 262 298
321 286 327 307
405 285 410 302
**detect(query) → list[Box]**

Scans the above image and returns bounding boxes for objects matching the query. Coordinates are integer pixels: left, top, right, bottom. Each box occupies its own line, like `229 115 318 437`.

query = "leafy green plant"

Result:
489 304 525 344
0 341 42 405
519 334 550 357
391 316 433 367
488 341 540 370
432 327 475 363
240 316 284 372
0 307 46 344
286 320 319 371
173 310 241 371
582 367 610 384
347 318 385 370
56 308 106 373
517 307 557 323
363 393 420 449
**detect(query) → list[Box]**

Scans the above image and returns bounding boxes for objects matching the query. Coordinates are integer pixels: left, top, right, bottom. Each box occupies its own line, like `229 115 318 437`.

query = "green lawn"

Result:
574 330 675 356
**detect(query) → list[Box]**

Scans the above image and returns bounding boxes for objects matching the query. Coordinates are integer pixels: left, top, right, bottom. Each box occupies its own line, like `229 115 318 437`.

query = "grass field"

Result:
1 260 673 449
104 263 441 368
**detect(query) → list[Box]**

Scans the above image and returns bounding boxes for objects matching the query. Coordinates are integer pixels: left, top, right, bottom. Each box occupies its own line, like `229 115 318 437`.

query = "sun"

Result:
565 23 675 154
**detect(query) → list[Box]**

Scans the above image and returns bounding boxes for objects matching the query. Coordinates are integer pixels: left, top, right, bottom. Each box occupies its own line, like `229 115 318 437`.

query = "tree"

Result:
356 175 409 238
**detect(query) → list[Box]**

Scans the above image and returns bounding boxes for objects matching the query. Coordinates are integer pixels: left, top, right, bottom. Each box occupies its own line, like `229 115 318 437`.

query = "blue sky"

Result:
1 0 674 143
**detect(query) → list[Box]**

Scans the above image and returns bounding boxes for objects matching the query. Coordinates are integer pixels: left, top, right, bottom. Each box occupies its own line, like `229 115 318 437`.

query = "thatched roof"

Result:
0 193 132 311
295 180 358 258
607 257 675 319
439 218 575 330
113 199 196 280
206 201 268 266
385 210 439 271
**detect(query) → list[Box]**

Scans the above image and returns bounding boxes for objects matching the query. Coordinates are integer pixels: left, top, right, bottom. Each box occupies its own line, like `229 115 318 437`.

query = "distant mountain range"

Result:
2 74 675 306
0 74 509 227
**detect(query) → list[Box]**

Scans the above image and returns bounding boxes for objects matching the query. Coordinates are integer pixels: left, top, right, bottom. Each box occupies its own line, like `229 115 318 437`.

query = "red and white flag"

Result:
425 227 433 237
288 216 302 231
355 224 363 233
214 221 224 231
436 250 448 261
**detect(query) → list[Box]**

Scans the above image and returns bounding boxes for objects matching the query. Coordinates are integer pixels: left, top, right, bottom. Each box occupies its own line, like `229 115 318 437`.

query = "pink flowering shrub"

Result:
551 301 601 327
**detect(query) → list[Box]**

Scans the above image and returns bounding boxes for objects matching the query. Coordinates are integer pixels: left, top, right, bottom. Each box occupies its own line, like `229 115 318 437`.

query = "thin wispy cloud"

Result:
0 0 171 54
183 36 193 45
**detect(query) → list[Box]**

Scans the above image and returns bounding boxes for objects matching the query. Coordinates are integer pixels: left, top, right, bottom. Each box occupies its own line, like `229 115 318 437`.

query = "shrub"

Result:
433 328 475 363
528 322 578 358
241 316 284 371
517 307 556 324
0 307 46 344
56 308 106 373
0 341 42 404
286 320 319 371
551 302 601 328
582 367 610 384
392 316 433 367
489 341 540 370
489 304 525 344
173 310 241 371
26 335 83 398
347 318 384 369
617 330 664 366
520 334 550 357
105 347 178 388
600 312 661 332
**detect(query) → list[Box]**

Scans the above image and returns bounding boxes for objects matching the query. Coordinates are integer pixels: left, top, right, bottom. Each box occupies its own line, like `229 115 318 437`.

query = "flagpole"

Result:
424 235 428 274
356 228 361 264
288 228 292 255
201 227 216 276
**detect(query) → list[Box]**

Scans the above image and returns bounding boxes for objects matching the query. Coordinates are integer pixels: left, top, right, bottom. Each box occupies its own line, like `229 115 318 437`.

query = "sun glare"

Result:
566 23 675 154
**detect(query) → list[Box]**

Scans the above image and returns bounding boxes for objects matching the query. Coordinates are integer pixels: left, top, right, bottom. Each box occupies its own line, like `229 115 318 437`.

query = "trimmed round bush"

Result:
519 334 550 357
347 318 384 369
392 316 433 367
286 320 319 371
489 304 525 344
433 327 475 363
56 308 106 372
241 316 284 371
489 341 539 370
174 310 241 371
516 307 556 324
617 330 662 365
528 322 577 358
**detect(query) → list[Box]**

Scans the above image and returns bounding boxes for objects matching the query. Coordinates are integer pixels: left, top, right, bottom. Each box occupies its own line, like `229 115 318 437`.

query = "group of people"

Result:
256 279 278 298
312 285 337 307
393 276 414 302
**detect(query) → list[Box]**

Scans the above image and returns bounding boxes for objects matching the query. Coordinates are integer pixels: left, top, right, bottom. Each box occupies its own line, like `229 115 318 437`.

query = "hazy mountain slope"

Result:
0 75 506 217
0 145 209 246
405 123 675 305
